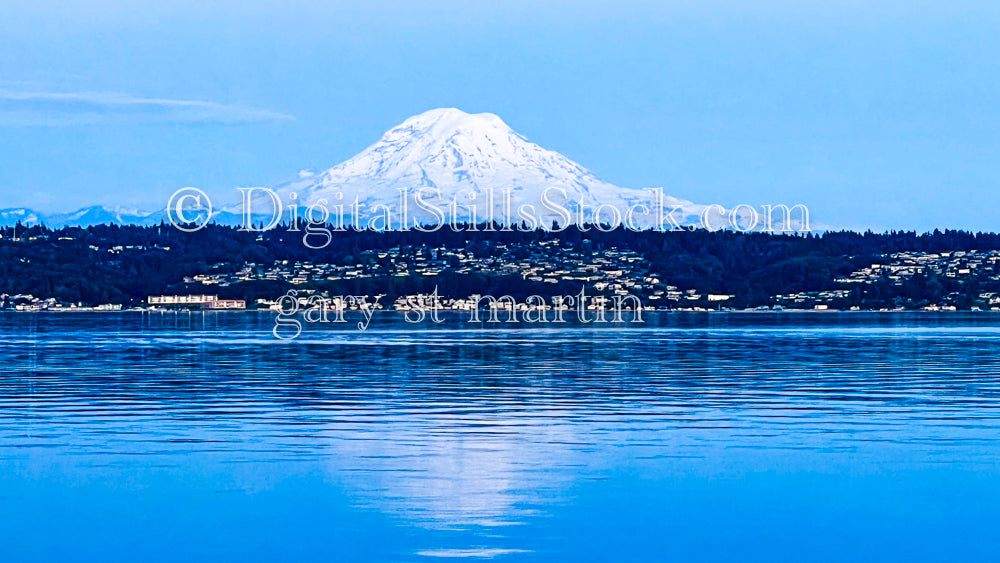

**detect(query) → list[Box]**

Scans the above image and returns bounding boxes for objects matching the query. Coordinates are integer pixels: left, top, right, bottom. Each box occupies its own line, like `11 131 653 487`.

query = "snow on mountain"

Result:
238 108 704 228
5 109 711 230
0 206 166 228
45 205 167 228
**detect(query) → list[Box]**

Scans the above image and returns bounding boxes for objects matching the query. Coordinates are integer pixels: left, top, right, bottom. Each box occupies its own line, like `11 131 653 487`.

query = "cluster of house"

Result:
771 250 1000 310
0 293 123 312
836 250 1000 285
0 293 248 312
182 241 727 308
147 295 246 310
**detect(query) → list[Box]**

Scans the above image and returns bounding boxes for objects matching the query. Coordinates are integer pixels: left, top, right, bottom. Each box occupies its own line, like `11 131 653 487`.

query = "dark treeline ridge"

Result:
2 221 1000 309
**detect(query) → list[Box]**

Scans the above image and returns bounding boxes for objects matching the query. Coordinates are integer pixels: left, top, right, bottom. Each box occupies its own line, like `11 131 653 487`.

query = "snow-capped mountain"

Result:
3 109 710 229
46 206 163 227
0 206 164 228
237 108 704 228
0 204 251 229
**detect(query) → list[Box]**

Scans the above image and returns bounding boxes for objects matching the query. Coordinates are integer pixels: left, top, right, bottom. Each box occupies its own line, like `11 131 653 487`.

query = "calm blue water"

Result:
2 312 999 561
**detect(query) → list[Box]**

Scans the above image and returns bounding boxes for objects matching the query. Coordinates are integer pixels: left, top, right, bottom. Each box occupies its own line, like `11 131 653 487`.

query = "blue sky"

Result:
1 0 998 231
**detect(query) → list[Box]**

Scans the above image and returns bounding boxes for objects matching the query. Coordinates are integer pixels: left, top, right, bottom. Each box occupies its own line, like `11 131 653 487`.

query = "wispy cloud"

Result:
0 88 293 126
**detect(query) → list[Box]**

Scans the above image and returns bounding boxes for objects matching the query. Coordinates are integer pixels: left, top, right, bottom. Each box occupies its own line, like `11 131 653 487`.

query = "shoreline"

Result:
2 308 998 314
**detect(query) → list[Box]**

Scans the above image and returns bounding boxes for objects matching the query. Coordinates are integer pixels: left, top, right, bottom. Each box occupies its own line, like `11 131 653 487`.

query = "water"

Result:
1 312 999 561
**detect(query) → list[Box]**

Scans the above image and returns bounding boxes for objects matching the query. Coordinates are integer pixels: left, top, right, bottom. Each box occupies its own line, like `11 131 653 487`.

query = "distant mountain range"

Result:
0 205 159 229
0 205 253 229
1 108 706 229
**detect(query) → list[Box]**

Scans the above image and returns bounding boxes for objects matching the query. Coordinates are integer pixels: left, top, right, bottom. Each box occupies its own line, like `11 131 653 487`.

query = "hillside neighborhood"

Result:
5 224 1000 313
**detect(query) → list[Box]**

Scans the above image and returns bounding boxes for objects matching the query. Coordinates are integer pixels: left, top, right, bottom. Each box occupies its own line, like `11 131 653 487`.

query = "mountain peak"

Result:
401 107 506 128
4 109 705 229
238 108 693 227
284 107 605 201
257 108 702 227
374 107 518 159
